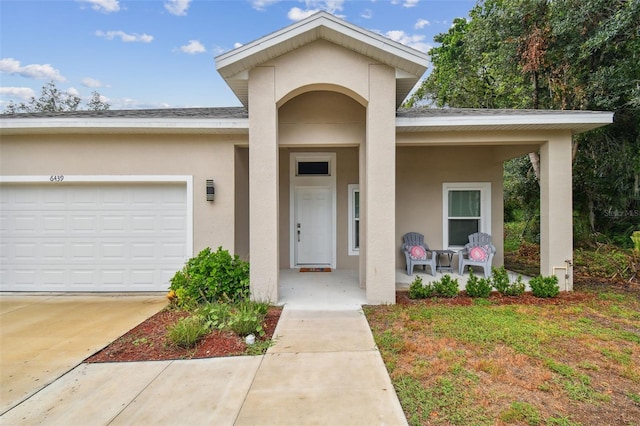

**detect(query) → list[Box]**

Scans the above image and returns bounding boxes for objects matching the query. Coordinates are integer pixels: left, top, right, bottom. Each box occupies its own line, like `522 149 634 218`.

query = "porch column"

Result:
539 132 573 291
364 64 396 304
248 66 279 302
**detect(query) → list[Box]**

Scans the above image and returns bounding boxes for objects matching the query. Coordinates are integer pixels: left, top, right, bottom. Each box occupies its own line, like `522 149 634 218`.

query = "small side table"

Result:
434 249 455 272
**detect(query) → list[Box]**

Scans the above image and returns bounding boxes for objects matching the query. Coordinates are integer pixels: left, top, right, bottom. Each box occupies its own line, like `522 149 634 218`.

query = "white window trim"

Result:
0 175 194 260
348 184 359 256
442 182 491 250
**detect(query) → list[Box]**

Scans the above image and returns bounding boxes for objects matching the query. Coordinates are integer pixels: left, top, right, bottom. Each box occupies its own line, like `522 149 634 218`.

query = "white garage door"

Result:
0 183 188 292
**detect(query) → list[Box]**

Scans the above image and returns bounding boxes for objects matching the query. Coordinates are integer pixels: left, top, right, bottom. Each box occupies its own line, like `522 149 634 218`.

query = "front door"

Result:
294 187 332 266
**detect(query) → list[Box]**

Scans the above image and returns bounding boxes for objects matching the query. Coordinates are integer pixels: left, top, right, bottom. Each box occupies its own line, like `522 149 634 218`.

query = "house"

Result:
0 12 612 304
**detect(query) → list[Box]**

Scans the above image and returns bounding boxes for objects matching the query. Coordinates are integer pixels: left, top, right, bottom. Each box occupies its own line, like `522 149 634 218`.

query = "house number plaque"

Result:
49 175 65 182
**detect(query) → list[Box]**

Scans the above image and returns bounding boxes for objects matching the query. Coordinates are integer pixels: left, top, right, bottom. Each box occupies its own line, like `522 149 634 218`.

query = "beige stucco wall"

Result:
267 39 371 107
0 133 246 256
396 146 507 269
279 91 365 146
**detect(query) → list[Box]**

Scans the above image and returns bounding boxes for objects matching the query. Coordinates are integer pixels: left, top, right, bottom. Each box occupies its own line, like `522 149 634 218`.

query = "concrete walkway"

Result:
1 304 407 425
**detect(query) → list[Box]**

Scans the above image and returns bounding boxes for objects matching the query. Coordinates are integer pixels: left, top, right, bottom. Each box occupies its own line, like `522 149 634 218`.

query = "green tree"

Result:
409 0 640 245
3 81 110 113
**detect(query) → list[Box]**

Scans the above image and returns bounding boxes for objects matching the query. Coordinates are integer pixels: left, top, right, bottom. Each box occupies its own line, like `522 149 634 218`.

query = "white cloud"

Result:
415 18 430 29
287 0 345 21
67 87 80 97
78 0 120 13
164 0 191 16
0 86 36 100
180 40 206 54
288 7 320 21
251 0 281 11
384 30 431 53
361 8 373 19
0 58 66 81
82 77 107 88
96 30 154 43
403 0 419 7
234 42 244 49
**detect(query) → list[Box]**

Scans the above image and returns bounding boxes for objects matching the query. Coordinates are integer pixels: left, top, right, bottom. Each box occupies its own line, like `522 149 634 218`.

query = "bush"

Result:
492 266 525 296
408 275 459 299
529 275 560 298
465 269 492 298
169 247 250 307
433 274 460 298
166 315 210 348
408 276 435 299
198 302 233 330
227 300 267 337
491 266 511 295
506 275 526 296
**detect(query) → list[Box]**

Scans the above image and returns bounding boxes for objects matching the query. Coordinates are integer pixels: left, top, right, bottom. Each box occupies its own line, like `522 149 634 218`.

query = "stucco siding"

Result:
279 91 365 146
396 146 505 269
267 39 374 107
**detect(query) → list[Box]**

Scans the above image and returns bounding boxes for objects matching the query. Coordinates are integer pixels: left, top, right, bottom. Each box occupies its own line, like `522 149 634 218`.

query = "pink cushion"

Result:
409 245 427 260
469 246 488 262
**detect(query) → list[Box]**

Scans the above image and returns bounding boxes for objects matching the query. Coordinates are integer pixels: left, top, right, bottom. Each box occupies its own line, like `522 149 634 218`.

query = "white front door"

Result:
294 187 332 266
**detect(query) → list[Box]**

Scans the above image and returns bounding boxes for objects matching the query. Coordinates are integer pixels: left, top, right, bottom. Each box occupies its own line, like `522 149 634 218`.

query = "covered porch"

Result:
276 268 536 309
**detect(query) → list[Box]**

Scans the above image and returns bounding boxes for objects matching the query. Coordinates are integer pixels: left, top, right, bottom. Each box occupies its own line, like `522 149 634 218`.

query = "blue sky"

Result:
0 0 476 110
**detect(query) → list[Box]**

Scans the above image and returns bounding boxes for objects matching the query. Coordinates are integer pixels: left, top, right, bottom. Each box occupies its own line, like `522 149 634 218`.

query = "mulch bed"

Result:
395 290 596 306
85 307 282 363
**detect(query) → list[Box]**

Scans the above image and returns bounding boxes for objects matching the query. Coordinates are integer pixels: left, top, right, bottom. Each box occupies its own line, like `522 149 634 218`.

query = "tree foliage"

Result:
4 81 110 113
409 0 640 245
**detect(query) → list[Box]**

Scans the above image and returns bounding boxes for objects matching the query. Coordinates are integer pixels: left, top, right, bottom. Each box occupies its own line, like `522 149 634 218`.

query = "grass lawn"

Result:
364 284 640 425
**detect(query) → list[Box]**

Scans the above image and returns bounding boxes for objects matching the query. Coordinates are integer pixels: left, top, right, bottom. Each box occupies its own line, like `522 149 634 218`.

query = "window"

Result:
443 183 491 249
297 161 330 176
348 184 359 255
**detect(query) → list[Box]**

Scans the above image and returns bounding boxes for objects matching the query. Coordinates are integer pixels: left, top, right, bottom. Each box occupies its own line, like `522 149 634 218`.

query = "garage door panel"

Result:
0 183 188 292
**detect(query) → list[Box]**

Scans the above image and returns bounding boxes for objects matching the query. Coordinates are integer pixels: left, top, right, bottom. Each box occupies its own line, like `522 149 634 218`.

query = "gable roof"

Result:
215 11 429 108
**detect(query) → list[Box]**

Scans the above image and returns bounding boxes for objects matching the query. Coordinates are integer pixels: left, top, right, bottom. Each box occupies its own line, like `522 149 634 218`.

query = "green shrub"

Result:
169 247 250 307
465 269 492 298
408 275 435 299
529 275 560 298
166 315 210 348
434 274 460 298
492 267 525 296
491 266 511 295
198 302 233 329
632 231 640 255
227 300 267 337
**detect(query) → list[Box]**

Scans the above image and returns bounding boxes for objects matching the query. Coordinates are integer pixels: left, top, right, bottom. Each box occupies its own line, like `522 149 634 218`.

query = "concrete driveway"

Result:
0 294 167 414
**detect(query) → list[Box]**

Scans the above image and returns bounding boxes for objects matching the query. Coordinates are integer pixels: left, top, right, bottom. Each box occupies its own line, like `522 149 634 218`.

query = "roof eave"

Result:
0 118 250 135
395 112 614 135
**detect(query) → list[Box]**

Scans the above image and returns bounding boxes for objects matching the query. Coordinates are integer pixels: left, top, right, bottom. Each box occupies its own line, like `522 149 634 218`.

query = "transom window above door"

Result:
296 160 331 176
443 182 491 249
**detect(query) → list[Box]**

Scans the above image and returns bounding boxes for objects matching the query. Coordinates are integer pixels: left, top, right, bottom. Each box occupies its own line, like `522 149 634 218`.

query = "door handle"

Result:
297 229 301 242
